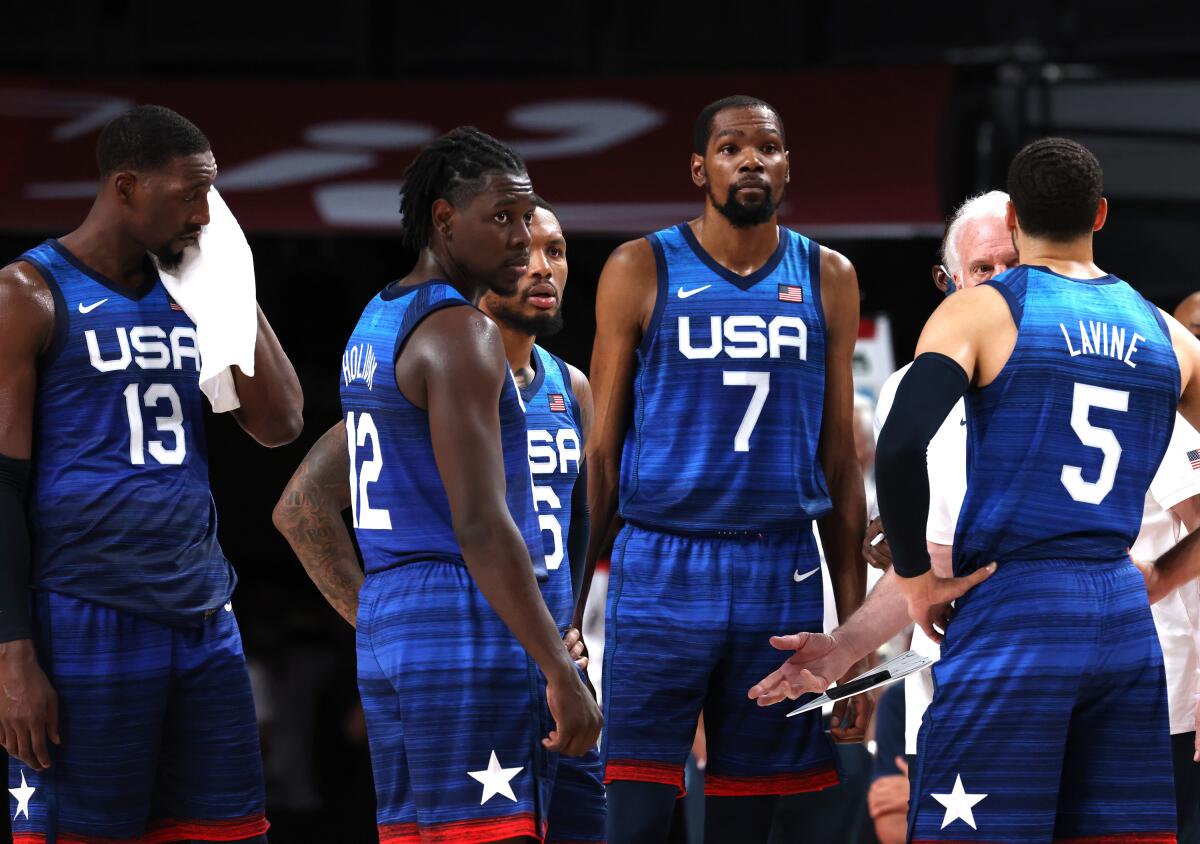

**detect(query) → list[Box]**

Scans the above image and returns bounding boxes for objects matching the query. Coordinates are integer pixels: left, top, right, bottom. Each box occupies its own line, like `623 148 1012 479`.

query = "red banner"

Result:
0 70 950 237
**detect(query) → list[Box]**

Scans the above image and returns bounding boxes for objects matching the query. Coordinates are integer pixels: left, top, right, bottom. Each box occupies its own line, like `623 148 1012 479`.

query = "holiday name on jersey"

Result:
1059 320 1146 368
678 315 808 360
343 342 378 390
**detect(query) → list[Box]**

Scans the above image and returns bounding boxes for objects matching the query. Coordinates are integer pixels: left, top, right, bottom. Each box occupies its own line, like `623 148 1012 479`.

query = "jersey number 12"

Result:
347 411 392 530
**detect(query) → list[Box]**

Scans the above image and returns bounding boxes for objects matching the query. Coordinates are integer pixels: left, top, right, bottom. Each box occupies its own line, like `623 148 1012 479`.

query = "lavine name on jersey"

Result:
1060 320 1146 368
343 342 378 390
678 314 808 360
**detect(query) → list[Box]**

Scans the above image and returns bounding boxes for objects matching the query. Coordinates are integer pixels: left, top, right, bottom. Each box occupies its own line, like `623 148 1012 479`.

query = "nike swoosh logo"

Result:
77 299 108 314
793 567 819 583
677 285 712 299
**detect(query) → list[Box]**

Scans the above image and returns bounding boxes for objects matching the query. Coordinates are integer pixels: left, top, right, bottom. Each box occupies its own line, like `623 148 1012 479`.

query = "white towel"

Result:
153 187 257 412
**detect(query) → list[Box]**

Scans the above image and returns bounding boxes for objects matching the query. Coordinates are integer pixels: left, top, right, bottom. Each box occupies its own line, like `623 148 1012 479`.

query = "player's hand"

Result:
0 639 60 771
562 626 588 671
543 665 602 756
562 627 598 700
896 564 997 644
831 657 875 742
748 632 855 707
863 517 893 571
1134 560 1170 604
868 759 910 819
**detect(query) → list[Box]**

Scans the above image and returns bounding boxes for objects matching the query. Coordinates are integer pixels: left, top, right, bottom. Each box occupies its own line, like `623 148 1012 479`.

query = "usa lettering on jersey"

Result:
677 315 807 360
86 326 200 372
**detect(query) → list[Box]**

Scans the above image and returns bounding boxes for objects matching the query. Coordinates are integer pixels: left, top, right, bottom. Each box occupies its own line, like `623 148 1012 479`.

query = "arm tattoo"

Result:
274 424 363 627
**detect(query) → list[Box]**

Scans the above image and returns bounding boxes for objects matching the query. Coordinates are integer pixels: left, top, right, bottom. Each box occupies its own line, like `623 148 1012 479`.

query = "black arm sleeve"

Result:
567 461 590 609
875 353 970 578
0 453 32 642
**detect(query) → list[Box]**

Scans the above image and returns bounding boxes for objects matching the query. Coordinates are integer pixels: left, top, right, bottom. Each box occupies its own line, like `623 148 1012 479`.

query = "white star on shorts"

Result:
931 774 987 830
467 750 524 805
9 771 35 821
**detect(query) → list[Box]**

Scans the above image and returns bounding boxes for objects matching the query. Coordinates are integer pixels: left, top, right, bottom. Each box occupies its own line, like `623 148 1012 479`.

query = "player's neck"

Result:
404 249 484 303
499 325 536 385
1018 233 1105 280
59 205 152 291
692 210 779 277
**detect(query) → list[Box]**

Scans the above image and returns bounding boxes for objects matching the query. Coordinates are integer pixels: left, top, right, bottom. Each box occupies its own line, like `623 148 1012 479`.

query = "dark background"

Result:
5 2 1200 840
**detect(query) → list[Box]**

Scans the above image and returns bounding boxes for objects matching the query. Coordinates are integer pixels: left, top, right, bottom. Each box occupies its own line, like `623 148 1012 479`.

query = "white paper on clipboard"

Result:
785 649 934 717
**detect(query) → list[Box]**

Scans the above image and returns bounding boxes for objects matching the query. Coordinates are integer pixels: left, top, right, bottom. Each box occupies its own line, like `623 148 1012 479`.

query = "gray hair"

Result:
941 190 1010 280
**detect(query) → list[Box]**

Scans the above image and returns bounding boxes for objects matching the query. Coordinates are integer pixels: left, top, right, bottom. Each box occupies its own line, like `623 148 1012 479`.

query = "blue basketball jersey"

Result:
522 345 583 629
17 239 232 626
619 223 831 533
340 280 545 579
953 266 1179 574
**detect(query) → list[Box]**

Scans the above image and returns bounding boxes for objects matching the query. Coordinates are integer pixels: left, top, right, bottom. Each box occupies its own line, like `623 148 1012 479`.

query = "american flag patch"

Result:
168 299 184 311
548 393 567 413
778 284 803 303
1189 449 1200 470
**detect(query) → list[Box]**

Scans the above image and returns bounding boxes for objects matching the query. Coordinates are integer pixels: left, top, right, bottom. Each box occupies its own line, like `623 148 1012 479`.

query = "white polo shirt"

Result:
1131 415 1200 736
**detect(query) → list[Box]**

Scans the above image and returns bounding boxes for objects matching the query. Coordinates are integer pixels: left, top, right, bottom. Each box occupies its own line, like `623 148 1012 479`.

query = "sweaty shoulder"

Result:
565 361 593 441
596 237 659 338
817 245 860 335
0 260 56 354
917 282 1017 387
396 304 506 409
601 237 657 294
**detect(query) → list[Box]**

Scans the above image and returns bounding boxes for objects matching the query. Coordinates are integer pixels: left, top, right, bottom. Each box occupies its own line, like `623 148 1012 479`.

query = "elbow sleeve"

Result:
0 454 32 642
875 354 969 578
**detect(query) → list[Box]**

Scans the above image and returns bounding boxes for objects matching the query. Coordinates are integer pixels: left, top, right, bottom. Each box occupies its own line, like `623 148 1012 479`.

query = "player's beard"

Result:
155 248 185 271
492 298 565 339
708 183 778 228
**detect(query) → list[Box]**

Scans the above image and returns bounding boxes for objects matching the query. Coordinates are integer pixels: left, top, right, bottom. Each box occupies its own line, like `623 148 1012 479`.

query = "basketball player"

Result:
0 105 303 842
875 137 1200 840
275 128 600 843
575 95 869 842
275 196 606 842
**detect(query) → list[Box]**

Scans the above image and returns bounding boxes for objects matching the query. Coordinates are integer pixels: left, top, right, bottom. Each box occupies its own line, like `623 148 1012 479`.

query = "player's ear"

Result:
1092 197 1108 233
113 171 137 206
784 149 790 184
691 153 706 189
431 198 456 240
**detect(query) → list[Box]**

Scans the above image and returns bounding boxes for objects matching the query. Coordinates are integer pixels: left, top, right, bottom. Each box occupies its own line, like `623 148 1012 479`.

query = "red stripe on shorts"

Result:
379 812 542 844
142 813 269 842
604 758 686 795
704 763 840 797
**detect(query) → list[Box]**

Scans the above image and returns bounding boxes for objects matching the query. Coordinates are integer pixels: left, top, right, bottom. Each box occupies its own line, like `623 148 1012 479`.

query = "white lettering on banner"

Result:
30 98 667 228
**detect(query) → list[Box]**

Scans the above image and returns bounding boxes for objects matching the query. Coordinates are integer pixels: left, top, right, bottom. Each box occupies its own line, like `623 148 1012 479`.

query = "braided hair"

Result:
1007 137 1103 241
399 127 527 252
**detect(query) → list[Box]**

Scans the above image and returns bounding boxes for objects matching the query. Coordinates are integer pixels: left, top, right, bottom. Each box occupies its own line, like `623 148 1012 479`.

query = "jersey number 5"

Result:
1061 382 1129 505
347 411 393 530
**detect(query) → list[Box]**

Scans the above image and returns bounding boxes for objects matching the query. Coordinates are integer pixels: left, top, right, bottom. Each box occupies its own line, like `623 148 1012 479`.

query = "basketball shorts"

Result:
909 559 1176 842
602 524 840 796
8 590 268 843
546 745 606 843
357 561 556 843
